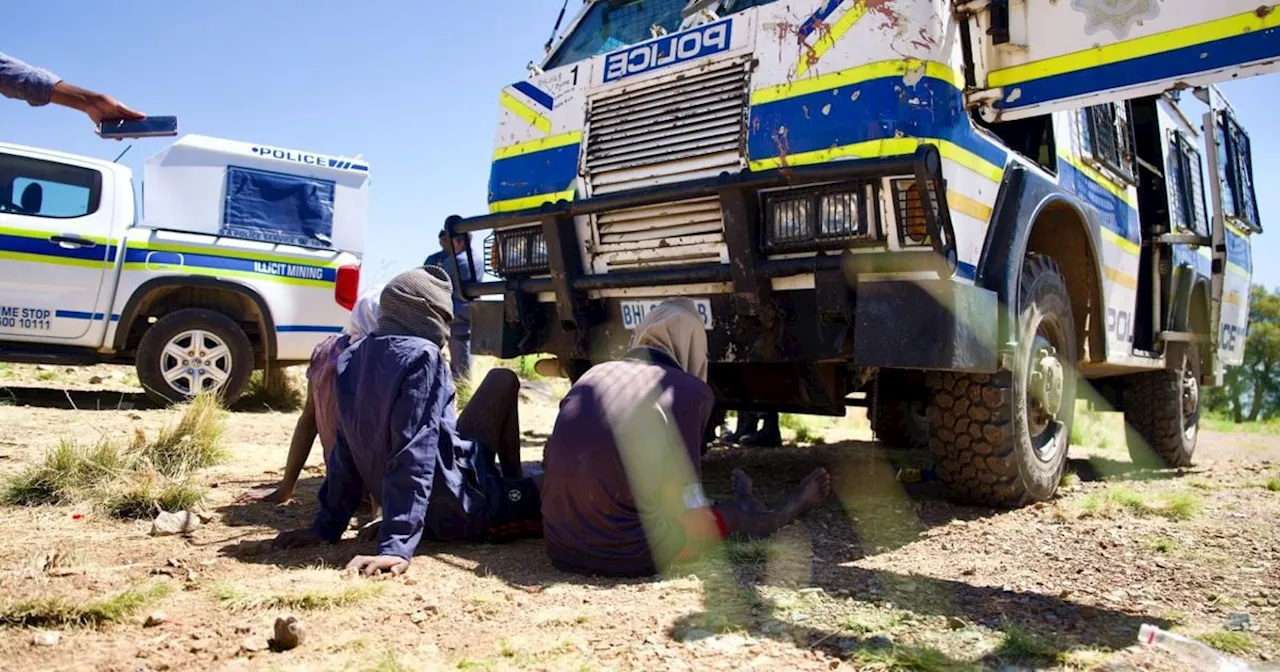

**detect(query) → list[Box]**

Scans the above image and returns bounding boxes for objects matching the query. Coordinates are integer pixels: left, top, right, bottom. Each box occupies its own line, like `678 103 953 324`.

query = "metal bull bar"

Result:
444 145 956 353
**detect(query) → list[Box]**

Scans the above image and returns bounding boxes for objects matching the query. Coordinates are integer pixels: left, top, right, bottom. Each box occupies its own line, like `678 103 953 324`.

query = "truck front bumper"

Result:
448 145 997 378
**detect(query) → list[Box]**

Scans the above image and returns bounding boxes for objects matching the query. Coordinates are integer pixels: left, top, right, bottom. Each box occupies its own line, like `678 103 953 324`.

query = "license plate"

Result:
620 298 713 330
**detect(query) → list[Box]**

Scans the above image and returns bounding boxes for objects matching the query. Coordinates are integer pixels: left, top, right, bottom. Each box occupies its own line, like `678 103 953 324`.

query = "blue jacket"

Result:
311 334 501 559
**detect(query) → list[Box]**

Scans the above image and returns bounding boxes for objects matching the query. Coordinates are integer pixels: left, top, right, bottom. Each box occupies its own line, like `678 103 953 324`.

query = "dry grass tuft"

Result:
2 394 225 517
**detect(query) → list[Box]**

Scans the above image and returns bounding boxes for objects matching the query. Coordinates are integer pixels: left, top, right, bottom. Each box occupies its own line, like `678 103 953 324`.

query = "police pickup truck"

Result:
0 134 369 404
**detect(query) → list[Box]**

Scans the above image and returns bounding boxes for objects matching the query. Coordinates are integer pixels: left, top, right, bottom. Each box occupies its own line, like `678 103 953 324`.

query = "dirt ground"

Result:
1 363 1278 671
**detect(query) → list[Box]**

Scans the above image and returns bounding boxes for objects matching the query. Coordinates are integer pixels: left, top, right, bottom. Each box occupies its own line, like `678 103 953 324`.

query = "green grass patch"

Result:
1080 486 1201 521
2 438 128 506
846 645 968 671
135 393 228 477
213 582 383 612
35 369 59 382
1070 403 1122 451
0 582 171 628
1197 630 1255 655
1265 477 1280 493
840 609 906 635
1202 413 1280 436
995 623 1062 665
103 475 205 519
1145 536 1179 553
778 413 806 431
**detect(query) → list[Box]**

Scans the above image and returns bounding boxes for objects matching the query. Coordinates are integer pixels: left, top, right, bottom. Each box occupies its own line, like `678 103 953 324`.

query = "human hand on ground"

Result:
272 528 324 549
236 486 294 505
346 555 409 577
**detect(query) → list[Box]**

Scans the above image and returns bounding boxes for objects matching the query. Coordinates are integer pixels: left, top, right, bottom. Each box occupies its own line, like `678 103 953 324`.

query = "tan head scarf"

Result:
630 298 708 382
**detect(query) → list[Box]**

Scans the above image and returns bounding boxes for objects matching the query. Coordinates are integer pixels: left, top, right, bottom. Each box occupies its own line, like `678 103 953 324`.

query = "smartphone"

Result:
97 115 178 139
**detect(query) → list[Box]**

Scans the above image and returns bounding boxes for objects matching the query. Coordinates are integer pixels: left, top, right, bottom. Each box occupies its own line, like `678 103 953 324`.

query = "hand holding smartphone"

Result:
97 115 179 139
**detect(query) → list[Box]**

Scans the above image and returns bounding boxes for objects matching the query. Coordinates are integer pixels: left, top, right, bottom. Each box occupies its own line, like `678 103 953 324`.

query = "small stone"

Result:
32 631 59 647
947 616 967 630
798 587 825 596
680 628 714 643
1226 612 1252 632
410 612 427 624
240 638 269 655
870 633 895 648
271 615 304 651
150 511 200 536
88 376 104 384
144 611 167 628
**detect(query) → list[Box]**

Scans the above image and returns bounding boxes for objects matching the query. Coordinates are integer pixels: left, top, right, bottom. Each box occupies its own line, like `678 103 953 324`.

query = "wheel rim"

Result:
1026 320 1070 462
1182 357 1200 443
159 329 233 397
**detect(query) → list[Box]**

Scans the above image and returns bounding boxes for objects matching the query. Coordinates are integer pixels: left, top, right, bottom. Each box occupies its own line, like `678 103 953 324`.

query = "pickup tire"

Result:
135 308 254 406
870 371 930 450
1123 343 1200 469
925 254 1076 507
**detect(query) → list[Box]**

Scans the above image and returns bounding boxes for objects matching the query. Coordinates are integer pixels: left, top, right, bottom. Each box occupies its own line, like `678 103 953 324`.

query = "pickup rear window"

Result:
0 152 102 219
221 166 335 249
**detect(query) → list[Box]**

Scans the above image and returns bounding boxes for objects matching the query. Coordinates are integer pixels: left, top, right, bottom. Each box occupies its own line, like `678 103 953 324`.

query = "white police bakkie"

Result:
0 134 369 404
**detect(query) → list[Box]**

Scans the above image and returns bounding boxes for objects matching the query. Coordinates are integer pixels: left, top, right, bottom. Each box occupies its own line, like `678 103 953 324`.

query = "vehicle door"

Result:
0 148 118 343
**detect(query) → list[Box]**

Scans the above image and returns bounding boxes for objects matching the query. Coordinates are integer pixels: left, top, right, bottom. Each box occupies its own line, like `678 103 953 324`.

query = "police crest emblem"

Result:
1071 0 1162 39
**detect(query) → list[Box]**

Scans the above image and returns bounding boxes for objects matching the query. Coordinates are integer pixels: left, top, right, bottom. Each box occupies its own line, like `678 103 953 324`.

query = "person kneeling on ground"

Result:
241 283 384 505
273 266 542 576
539 298 831 577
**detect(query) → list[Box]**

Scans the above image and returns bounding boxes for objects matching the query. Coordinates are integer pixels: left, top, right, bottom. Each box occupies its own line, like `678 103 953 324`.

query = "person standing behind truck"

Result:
0 52 143 124
425 228 474 382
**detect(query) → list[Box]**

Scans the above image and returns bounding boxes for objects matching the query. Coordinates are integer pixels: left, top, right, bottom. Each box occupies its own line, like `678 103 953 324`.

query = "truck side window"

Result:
1168 132 1209 237
0 152 102 219
1084 102 1136 184
1216 111 1260 231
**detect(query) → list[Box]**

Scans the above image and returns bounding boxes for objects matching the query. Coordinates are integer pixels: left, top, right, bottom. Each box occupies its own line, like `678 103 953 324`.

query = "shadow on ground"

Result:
0 385 154 410
215 439 1169 665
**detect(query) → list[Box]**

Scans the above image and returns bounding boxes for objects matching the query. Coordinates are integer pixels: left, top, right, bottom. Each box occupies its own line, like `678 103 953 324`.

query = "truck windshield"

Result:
546 0 777 70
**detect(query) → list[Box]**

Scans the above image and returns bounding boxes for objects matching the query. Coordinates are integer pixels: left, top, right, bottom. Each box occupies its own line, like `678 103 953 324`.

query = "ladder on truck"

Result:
958 0 1277 366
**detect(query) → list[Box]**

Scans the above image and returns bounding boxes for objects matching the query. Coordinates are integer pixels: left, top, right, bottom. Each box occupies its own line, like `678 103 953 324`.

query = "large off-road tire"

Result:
870 370 930 450
925 254 1077 507
136 308 254 406
1123 343 1201 469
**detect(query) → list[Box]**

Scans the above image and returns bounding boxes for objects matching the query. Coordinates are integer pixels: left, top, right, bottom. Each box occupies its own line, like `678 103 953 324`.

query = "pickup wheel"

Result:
135 308 254 406
1123 343 1200 468
870 371 930 450
925 254 1077 507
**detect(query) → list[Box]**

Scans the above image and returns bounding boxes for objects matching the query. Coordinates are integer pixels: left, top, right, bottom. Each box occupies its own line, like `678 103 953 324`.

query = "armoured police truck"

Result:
447 0 1266 507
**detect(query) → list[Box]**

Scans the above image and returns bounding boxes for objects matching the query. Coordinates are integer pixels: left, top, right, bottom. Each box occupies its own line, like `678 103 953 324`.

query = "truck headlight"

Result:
891 178 939 247
762 182 872 253
489 226 548 277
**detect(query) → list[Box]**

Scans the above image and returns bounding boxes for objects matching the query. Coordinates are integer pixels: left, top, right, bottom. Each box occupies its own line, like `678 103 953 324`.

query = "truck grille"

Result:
586 57 749 270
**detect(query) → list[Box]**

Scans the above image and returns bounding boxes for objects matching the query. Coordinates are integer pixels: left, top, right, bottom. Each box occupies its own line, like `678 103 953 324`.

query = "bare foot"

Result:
783 468 831 518
731 469 768 514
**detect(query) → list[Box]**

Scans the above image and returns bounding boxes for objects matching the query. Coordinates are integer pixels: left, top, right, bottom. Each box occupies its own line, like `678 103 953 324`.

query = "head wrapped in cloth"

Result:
376 266 454 347
344 283 385 340
630 298 708 382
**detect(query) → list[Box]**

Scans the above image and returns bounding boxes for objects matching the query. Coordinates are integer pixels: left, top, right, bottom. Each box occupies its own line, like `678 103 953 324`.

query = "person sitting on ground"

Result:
240 283 384 505
272 266 542 576
539 298 832 577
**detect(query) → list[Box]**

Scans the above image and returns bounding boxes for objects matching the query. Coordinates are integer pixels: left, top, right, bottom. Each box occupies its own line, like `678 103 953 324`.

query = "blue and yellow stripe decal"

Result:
488 131 581 214
500 90 552 135
991 8 1280 111
747 60 1007 180
0 227 342 289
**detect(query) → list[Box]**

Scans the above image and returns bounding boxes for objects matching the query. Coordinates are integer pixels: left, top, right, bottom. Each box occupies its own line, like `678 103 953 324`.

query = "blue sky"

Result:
1 1 1276 293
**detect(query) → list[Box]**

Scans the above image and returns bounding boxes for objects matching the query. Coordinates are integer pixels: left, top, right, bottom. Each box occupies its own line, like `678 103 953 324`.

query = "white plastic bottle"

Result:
1138 624 1250 671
